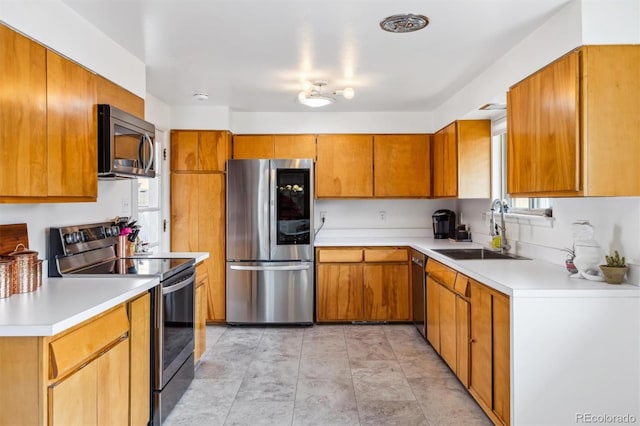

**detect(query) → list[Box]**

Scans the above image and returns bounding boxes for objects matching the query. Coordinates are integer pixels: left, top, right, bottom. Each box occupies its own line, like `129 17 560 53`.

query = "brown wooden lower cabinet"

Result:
0 294 151 426
194 261 208 361
469 279 511 426
315 247 410 322
425 258 509 426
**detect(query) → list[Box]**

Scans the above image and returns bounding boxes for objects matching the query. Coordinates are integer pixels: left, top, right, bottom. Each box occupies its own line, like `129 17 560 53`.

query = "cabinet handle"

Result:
470 338 476 343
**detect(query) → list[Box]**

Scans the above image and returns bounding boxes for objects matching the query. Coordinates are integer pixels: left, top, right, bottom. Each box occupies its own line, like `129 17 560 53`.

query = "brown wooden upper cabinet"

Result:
373 134 431 197
0 24 48 199
232 134 316 159
46 50 97 200
171 130 231 172
507 45 640 196
432 120 491 199
1 41 98 202
316 134 374 198
96 74 144 119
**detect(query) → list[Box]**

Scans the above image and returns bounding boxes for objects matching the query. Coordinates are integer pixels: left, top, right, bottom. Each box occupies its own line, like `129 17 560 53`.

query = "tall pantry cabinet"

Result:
170 130 231 322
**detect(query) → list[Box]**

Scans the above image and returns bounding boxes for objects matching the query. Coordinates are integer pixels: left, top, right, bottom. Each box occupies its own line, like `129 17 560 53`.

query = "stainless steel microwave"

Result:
97 104 156 179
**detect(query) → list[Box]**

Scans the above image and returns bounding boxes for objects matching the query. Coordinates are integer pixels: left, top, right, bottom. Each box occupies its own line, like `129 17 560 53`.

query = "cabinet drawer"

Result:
317 249 363 263
454 274 470 297
49 305 130 381
364 248 408 263
426 258 457 289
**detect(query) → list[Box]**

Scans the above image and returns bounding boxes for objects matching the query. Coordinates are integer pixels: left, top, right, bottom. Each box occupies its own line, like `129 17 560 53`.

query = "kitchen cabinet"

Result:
432 120 491 199
507 45 640 196
171 172 226 322
316 134 373 198
0 300 145 425
469 279 510 426
316 247 410 322
96 74 144 118
0 24 47 199
232 134 316 159
171 130 231 172
373 134 431 197
46 50 97 200
425 259 471 387
194 261 208 361
0 23 98 203
128 292 151 426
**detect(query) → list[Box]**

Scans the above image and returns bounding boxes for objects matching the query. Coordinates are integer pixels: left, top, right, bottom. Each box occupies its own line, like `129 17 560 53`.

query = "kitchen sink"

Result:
432 248 531 260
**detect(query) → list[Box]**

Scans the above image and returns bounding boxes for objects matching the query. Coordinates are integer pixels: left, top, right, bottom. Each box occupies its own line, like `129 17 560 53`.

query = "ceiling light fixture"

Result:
297 81 355 108
193 92 209 101
380 13 429 33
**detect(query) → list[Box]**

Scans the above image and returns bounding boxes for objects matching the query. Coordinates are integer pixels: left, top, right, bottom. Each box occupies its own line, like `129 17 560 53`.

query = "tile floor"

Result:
165 324 491 426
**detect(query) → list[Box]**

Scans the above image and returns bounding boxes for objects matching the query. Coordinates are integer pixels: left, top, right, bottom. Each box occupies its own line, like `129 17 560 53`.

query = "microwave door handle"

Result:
143 132 154 173
137 135 145 170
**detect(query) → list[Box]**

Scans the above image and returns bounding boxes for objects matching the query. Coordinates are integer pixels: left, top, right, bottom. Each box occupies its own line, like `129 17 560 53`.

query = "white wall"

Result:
231 112 434 134
0 180 135 257
315 199 456 230
581 0 640 43
170 106 231 130
458 197 640 283
145 93 172 131
0 0 145 97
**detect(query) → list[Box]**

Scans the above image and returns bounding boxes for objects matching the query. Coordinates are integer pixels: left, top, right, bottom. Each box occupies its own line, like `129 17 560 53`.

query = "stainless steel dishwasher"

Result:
411 250 426 338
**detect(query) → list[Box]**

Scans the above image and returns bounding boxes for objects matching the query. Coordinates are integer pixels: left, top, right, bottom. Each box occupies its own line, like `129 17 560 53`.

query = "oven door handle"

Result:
229 264 310 271
162 274 195 295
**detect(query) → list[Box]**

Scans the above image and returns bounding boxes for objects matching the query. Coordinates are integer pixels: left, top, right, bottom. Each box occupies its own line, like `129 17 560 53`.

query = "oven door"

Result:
153 267 195 390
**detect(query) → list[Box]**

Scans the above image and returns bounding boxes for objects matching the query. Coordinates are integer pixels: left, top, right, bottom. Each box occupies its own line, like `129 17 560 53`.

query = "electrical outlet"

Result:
121 197 131 215
320 211 327 222
379 211 386 221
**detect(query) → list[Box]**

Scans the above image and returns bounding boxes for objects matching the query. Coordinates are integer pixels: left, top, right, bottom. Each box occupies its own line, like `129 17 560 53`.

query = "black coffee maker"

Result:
432 209 456 239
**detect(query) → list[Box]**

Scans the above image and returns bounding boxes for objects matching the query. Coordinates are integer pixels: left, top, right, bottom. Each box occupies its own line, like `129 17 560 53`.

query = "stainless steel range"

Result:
48 222 195 426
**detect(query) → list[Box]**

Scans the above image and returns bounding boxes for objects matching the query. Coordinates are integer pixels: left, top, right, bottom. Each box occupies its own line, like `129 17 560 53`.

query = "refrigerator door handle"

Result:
229 264 311 272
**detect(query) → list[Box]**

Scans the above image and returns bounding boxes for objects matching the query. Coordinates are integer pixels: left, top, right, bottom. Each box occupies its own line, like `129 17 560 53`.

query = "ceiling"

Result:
62 0 572 113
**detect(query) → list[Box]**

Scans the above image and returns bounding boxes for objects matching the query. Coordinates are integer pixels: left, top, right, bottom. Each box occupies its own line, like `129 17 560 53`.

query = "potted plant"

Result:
562 244 578 273
599 250 628 284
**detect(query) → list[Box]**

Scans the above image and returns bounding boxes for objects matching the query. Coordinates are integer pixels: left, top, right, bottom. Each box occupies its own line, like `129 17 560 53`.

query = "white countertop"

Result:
0 251 208 337
315 229 640 298
0 275 158 337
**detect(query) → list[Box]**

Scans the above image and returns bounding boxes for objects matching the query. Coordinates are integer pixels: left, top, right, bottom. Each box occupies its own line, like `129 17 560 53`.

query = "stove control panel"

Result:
50 222 121 256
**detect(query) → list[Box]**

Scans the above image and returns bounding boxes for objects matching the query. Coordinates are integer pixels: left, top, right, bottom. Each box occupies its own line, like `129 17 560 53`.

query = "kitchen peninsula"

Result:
315 228 640 426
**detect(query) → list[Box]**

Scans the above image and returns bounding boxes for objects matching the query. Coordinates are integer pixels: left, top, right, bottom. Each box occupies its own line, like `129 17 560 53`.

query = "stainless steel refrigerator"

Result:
226 159 314 324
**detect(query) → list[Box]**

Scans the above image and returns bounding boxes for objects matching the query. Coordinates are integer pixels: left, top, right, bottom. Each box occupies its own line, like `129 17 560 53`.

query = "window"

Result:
491 118 552 216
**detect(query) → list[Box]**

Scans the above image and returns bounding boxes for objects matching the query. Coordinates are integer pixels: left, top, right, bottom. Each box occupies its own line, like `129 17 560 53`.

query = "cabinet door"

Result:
194 265 208 361
438 285 457 371
457 120 491 199
97 338 130 426
49 361 98 426
363 264 410 321
426 277 440 352
470 280 492 409
316 263 363 321
508 51 580 195
274 134 316 159
171 131 200 171
198 174 226 321
373 134 431 197
492 292 510 425
199 131 230 171
456 296 470 388
96 74 144 118
46 50 97 199
233 135 274 159
535 51 580 193
316 134 373 197
129 293 150 426
433 124 457 198
171 173 200 252
0 25 47 198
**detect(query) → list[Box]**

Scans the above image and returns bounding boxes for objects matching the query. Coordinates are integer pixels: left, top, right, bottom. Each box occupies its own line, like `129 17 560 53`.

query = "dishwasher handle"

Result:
230 264 311 272
411 256 424 267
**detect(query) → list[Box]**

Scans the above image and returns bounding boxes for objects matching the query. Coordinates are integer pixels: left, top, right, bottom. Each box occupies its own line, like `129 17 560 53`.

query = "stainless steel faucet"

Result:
490 199 511 253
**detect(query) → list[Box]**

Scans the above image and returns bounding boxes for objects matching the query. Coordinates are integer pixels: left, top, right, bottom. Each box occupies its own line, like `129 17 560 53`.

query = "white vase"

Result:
571 221 604 281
